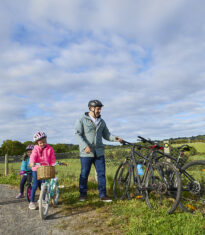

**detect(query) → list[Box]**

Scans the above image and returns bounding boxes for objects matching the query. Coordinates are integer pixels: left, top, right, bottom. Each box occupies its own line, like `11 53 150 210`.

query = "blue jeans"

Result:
79 155 106 198
30 171 42 202
20 175 27 194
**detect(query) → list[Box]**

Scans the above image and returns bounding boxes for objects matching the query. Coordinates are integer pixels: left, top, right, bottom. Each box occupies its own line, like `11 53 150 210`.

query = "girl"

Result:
16 145 34 199
29 131 56 210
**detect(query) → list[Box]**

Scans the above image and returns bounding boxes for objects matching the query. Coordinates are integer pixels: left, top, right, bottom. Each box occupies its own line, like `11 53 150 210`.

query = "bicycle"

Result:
138 137 205 215
37 161 67 220
25 171 32 202
113 137 181 214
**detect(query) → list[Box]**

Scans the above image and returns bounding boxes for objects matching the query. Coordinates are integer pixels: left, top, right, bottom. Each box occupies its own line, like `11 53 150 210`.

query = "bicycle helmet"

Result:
26 145 34 151
88 100 104 108
33 131 47 142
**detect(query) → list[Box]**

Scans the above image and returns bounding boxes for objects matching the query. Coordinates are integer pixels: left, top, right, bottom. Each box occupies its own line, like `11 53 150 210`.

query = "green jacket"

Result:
74 112 117 157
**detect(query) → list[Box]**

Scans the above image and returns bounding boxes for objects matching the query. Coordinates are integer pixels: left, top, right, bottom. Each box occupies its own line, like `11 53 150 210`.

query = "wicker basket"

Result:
37 166 55 180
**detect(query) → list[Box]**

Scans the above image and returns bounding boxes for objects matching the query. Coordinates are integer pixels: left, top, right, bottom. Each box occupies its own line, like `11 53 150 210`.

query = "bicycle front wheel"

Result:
180 160 205 215
39 184 50 220
113 161 131 199
51 179 60 205
145 161 181 214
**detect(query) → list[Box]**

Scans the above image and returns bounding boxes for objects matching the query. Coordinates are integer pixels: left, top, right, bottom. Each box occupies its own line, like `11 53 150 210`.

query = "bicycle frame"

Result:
41 177 59 201
126 142 161 193
154 150 197 187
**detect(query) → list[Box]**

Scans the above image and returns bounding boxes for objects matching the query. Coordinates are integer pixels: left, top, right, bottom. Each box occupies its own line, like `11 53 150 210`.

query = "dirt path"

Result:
0 184 79 235
0 184 122 235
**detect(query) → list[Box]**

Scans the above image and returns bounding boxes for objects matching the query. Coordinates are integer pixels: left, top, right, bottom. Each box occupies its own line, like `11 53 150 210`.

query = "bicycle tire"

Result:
39 184 49 220
113 161 131 199
180 160 205 214
145 161 181 214
26 184 32 202
51 179 60 205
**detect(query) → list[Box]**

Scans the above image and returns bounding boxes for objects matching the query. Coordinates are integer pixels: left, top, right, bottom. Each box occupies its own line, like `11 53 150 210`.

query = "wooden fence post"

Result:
5 154 8 176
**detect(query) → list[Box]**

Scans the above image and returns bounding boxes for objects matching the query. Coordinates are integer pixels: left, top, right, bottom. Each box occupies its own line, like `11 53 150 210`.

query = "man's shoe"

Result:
79 196 86 202
100 196 112 202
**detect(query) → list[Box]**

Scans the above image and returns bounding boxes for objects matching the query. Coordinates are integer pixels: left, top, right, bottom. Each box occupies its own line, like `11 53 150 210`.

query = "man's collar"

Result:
85 112 101 119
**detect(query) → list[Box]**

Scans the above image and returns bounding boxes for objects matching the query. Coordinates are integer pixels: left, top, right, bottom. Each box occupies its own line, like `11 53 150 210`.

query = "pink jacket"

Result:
29 144 56 171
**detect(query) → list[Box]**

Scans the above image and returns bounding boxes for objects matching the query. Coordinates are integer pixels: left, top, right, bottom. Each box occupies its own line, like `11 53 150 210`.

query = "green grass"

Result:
0 146 205 234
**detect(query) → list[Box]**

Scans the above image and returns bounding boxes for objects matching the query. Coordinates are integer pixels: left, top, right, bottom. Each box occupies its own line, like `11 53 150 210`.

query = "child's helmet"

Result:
33 131 47 142
26 145 34 151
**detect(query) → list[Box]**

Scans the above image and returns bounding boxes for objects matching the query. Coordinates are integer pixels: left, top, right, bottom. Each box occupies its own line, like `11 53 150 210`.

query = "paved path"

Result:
0 184 74 235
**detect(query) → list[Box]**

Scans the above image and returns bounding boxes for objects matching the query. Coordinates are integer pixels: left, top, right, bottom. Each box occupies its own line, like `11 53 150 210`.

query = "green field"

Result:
0 145 205 234
173 142 205 154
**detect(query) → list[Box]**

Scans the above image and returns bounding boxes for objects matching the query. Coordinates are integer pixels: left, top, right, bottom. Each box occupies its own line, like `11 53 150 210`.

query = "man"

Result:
74 99 123 202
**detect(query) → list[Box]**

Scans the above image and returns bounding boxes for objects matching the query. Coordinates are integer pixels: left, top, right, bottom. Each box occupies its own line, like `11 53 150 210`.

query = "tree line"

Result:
0 140 79 156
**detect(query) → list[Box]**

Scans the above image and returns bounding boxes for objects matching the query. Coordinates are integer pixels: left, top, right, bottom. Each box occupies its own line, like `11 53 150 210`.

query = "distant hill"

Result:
168 134 205 144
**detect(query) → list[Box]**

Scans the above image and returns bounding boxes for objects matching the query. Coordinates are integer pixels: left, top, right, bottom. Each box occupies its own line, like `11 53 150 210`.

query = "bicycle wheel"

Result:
180 160 205 215
145 161 181 214
39 184 49 220
113 161 131 199
26 184 32 202
51 179 60 205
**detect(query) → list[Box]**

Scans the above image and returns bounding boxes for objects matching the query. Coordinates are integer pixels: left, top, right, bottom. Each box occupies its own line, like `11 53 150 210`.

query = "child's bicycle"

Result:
25 171 32 202
19 170 32 202
36 161 67 220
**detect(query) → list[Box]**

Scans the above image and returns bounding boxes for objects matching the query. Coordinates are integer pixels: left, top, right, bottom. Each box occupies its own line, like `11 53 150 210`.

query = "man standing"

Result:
74 100 123 202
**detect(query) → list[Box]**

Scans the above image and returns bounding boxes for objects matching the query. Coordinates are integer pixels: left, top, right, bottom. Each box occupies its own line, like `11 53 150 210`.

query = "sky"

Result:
0 0 205 145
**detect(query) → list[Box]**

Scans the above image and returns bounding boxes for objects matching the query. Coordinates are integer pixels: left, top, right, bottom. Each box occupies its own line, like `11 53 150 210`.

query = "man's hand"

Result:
84 146 91 154
116 137 123 143
29 163 34 168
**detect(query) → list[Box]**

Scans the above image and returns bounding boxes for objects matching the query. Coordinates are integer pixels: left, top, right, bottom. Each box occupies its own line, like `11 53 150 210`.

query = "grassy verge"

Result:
0 157 205 234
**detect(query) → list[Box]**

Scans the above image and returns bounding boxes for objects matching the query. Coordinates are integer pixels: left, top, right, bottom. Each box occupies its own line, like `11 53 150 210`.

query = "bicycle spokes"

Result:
145 161 181 214
113 162 130 199
181 162 205 214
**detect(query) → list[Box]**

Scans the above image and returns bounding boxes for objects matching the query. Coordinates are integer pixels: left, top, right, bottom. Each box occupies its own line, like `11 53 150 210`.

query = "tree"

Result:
23 141 35 149
52 143 70 153
1 140 25 155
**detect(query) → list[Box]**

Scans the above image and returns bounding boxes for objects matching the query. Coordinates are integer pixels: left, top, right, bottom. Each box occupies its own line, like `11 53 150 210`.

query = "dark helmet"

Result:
88 100 104 108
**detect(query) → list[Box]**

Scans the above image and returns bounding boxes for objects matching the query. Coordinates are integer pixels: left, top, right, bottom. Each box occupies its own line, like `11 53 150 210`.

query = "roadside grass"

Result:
0 149 205 234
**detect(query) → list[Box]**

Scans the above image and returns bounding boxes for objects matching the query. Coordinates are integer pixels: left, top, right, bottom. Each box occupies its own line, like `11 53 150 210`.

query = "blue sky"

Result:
0 0 205 144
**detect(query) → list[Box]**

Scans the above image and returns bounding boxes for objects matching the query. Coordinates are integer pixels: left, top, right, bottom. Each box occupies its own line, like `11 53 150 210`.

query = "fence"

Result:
0 141 185 176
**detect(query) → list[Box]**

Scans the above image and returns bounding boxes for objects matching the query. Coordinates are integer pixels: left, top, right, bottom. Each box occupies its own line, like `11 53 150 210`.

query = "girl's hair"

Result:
23 153 29 161
23 145 34 160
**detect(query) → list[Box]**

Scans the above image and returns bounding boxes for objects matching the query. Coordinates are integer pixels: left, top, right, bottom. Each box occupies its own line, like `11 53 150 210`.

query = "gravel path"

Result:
0 184 74 235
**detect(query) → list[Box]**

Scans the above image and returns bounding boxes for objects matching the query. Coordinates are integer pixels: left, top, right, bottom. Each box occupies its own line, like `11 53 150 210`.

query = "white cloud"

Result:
0 0 205 145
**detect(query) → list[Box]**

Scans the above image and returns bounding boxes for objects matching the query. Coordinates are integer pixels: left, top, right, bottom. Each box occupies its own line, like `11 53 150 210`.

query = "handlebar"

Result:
33 162 68 167
177 144 190 151
138 136 155 144
120 140 135 146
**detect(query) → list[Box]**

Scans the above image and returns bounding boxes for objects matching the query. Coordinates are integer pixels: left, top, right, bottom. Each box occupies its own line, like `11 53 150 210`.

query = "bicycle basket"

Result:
37 166 55 180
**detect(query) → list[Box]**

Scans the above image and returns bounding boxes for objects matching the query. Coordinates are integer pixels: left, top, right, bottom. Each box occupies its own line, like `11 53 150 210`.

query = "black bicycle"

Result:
137 137 205 215
113 137 181 214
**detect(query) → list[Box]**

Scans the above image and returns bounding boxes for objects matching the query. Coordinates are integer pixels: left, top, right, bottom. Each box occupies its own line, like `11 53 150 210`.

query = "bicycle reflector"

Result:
187 204 196 210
